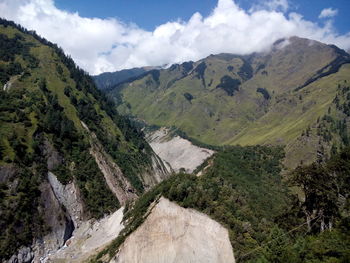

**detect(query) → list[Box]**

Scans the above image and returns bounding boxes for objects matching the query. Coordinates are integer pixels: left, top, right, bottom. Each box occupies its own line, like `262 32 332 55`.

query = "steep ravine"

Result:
82 121 170 204
89 140 138 205
7 172 80 263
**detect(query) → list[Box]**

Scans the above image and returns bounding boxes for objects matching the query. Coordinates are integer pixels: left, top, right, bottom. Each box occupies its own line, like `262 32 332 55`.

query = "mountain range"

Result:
1 18 350 263
104 36 350 168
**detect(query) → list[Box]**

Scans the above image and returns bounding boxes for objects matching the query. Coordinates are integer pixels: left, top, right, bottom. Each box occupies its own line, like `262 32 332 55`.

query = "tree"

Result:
290 164 339 232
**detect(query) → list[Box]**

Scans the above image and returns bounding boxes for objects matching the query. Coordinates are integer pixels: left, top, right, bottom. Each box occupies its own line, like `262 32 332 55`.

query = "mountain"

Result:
93 68 148 91
1 19 350 263
109 37 350 168
0 19 169 262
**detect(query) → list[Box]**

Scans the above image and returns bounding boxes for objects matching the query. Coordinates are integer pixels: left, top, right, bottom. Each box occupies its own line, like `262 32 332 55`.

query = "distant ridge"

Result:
107 36 350 168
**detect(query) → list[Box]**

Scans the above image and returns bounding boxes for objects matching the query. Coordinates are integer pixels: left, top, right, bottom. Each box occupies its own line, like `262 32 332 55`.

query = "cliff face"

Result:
111 197 235 263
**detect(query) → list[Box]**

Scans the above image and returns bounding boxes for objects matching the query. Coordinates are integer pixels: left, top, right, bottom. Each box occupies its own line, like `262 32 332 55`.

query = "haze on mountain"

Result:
1 0 350 263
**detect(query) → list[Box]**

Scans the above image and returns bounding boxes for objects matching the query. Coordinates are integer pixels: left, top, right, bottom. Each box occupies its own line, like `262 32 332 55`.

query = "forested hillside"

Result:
0 19 167 261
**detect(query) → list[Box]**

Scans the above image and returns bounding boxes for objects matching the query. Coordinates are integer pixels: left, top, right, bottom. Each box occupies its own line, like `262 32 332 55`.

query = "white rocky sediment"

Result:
146 128 214 173
46 207 124 263
111 197 235 263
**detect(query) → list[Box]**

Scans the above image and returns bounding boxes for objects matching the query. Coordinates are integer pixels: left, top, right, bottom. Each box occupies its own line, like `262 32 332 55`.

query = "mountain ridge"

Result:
106 36 350 168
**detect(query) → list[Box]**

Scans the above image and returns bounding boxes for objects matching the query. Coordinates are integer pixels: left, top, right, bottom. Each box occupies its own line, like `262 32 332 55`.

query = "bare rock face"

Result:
47 172 84 227
139 154 172 190
0 164 16 184
32 180 74 262
146 128 214 173
111 197 235 263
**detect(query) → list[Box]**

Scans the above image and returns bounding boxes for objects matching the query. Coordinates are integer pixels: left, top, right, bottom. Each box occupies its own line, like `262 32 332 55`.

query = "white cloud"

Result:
319 8 338 19
0 0 349 75
250 0 289 13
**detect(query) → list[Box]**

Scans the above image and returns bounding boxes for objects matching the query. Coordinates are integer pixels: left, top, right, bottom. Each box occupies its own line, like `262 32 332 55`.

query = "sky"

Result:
0 0 349 75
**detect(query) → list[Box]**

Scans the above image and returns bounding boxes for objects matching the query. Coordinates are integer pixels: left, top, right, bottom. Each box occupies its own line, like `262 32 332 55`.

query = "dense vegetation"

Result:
257 87 271 100
92 145 290 262
216 75 241 96
0 31 119 259
93 145 350 262
268 148 350 263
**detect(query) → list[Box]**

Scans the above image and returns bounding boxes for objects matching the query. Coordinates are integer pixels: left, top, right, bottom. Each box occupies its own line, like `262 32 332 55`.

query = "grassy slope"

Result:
111 37 350 167
0 22 151 177
230 64 350 145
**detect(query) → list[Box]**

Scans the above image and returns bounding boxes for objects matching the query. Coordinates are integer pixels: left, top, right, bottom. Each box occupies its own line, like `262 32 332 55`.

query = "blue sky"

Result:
55 0 349 33
1 0 350 74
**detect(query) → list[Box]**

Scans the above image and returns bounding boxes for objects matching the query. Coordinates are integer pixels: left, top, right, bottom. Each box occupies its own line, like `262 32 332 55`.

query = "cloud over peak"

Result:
0 0 349 75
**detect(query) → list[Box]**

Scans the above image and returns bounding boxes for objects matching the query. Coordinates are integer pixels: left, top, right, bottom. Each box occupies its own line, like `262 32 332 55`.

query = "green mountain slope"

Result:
93 67 147 91
0 19 167 261
109 37 350 168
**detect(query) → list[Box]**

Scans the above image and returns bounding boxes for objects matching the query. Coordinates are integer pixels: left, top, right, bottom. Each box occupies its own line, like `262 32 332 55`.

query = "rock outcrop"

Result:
0 164 17 184
111 197 235 263
32 180 75 262
139 154 172 190
47 172 84 227
41 138 64 171
146 128 214 173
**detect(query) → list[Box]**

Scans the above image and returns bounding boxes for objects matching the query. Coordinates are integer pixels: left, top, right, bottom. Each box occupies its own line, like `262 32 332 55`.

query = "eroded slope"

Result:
111 197 235 263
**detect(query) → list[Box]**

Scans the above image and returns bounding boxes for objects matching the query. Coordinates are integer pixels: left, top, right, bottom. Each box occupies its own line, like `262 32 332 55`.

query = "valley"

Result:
0 16 350 263
108 37 350 168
